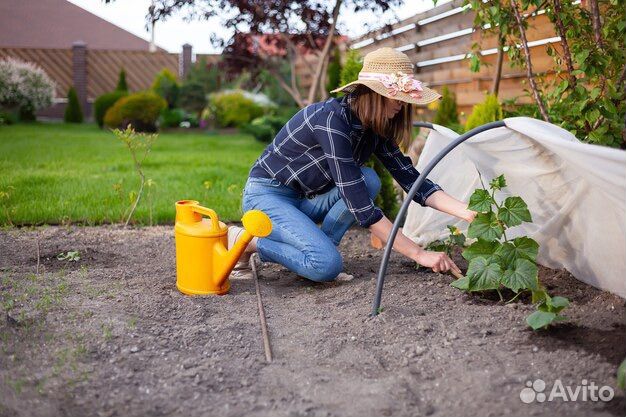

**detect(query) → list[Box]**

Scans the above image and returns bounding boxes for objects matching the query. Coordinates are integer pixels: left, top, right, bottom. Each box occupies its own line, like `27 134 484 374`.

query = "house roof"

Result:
0 0 162 51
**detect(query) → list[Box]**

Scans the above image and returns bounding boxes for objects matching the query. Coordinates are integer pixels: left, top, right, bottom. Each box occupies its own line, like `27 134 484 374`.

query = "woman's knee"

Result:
303 246 343 282
360 166 381 198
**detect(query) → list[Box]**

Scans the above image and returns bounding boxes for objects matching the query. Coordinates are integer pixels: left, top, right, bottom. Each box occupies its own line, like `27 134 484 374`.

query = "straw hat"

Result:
331 47 441 105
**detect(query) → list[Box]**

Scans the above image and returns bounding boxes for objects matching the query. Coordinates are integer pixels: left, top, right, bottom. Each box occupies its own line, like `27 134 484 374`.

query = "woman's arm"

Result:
369 215 462 274
425 190 477 223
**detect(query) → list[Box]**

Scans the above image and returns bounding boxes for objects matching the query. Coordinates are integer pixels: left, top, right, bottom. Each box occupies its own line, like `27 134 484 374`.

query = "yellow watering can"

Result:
174 200 272 296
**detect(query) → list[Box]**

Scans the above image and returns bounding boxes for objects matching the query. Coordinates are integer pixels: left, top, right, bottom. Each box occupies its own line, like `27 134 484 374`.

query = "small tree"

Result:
339 50 363 87
464 94 503 132
433 86 461 133
116 68 129 92
152 68 179 108
64 87 83 123
113 126 157 227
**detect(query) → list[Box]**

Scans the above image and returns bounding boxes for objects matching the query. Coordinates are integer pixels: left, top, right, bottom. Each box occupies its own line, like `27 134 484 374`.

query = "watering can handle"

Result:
190 204 220 231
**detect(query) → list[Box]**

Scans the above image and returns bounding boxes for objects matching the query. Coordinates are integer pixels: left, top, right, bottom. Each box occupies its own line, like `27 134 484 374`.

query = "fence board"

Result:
348 1 569 120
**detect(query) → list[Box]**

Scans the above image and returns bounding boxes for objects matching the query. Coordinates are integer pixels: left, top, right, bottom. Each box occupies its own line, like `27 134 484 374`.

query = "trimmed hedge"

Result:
103 91 166 132
94 91 127 128
211 91 264 128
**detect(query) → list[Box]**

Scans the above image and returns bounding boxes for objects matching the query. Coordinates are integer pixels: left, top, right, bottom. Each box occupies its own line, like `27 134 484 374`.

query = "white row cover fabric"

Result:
403 117 626 298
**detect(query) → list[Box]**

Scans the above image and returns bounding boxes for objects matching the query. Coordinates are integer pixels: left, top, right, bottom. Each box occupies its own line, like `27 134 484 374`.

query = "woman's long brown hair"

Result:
349 84 413 150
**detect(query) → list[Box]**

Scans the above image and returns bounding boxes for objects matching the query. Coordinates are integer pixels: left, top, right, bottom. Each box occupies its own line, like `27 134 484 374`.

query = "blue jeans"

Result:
242 167 381 282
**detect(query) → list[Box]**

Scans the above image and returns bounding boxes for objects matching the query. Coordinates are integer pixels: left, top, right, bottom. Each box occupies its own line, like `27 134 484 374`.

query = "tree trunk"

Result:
551 0 577 89
510 0 551 122
307 0 342 105
491 35 504 96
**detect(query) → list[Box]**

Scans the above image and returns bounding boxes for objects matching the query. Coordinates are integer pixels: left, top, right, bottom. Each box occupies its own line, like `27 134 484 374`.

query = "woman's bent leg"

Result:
243 184 342 282
300 166 381 245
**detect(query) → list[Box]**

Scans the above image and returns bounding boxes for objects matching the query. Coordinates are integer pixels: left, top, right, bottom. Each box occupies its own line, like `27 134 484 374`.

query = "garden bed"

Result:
0 225 624 417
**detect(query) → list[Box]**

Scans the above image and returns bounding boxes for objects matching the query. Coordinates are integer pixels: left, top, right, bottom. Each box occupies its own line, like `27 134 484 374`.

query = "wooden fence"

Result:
350 0 564 118
0 47 178 99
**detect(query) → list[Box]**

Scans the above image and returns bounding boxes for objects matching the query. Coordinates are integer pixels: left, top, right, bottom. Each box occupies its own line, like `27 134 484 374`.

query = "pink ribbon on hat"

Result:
358 71 424 98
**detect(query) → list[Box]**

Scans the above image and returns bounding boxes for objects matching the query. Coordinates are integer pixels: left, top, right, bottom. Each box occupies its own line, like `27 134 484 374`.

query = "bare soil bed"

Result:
0 225 624 417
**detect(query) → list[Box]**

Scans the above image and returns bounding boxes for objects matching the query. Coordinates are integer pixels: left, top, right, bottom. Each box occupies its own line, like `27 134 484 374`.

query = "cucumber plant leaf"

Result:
450 275 470 290
468 189 492 213
462 239 498 261
466 256 502 291
512 236 539 262
526 310 566 330
502 258 538 292
489 174 506 190
498 196 532 227
467 211 504 241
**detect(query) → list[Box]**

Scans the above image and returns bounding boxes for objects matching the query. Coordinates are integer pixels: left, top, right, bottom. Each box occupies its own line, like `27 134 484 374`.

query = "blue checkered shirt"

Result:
249 93 443 227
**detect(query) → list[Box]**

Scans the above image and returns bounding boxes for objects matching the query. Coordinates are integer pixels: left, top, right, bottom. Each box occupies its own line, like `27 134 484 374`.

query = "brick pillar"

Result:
181 43 192 78
72 41 88 115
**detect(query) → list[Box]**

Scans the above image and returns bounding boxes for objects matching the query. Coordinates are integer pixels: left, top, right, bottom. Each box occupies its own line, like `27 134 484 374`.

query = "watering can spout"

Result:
213 210 272 286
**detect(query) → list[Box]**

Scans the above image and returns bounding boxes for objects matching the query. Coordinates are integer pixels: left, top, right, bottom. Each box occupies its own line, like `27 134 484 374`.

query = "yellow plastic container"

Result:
174 200 272 295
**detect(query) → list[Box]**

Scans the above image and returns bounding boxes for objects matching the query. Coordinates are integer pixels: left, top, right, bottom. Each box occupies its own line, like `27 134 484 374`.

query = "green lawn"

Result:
0 123 266 226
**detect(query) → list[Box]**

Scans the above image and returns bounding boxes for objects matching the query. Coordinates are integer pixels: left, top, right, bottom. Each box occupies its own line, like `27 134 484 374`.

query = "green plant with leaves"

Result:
339 50 363 88
64 87 83 123
464 94 502 132
433 86 462 133
448 173 569 330
466 0 625 148
152 68 179 108
103 91 166 132
116 68 129 92
112 126 157 227
618 358 626 390
57 251 81 262
326 48 342 92
94 91 127 128
426 225 466 256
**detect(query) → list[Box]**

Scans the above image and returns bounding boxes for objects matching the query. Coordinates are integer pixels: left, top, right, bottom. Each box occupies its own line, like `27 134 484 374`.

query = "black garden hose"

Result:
371 120 507 316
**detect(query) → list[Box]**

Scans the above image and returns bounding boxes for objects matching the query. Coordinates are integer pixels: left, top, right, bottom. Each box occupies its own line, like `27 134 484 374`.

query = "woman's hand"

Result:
370 216 462 275
413 249 462 274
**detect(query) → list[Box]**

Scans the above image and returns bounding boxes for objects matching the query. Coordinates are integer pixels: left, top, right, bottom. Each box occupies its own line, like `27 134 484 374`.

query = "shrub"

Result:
116 68 129 92
178 59 220 115
64 87 83 123
243 115 288 142
94 91 127 128
159 107 187 128
433 86 462 133
339 50 363 88
209 90 265 128
104 91 166 132
464 94 503 132
0 57 55 118
152 68 179 108
0 110 18 125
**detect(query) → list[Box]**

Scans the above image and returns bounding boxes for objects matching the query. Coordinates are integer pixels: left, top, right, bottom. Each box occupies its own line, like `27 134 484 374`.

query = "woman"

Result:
230 47 475 282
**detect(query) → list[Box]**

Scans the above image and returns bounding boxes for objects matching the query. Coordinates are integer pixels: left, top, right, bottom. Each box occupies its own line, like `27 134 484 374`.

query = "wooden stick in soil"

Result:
251 253 273 363
36 238 40 275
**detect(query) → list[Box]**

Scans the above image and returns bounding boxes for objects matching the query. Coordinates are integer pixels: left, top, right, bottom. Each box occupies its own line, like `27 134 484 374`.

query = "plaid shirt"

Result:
249 93 443 227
